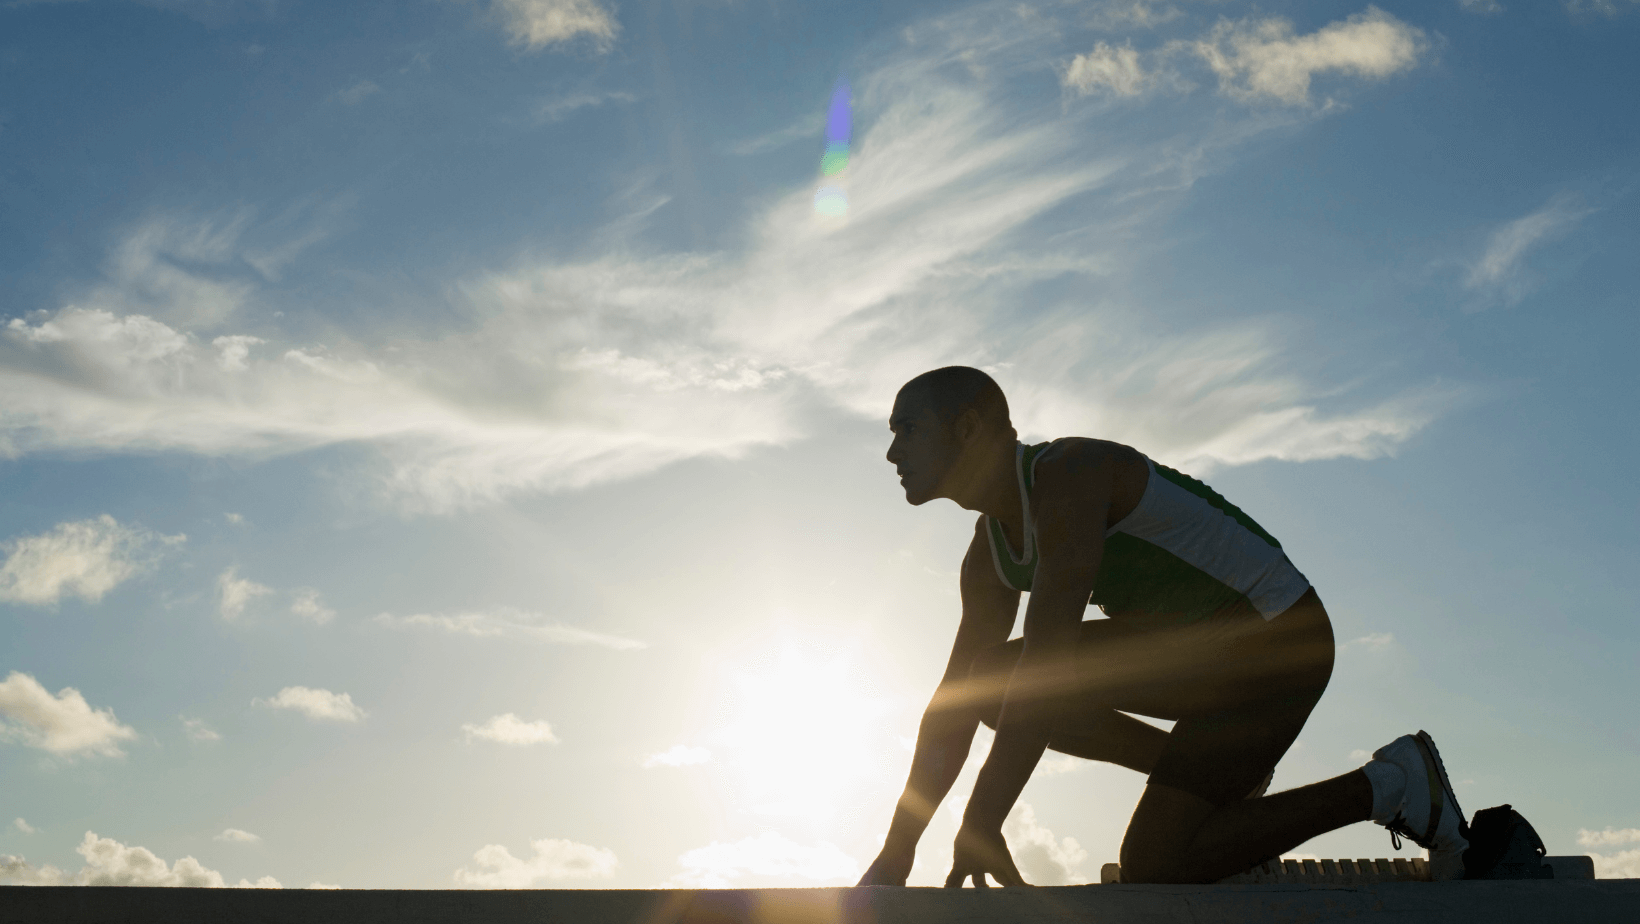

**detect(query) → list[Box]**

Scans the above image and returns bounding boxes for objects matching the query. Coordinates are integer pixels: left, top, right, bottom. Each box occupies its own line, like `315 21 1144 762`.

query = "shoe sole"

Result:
1413 730 1466 844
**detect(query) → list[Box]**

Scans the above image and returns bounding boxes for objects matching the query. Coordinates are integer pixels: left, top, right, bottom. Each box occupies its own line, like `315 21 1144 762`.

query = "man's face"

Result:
886 394 959 506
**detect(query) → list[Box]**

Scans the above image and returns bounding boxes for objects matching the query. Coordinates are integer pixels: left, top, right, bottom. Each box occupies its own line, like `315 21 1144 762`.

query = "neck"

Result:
948 437 1024 524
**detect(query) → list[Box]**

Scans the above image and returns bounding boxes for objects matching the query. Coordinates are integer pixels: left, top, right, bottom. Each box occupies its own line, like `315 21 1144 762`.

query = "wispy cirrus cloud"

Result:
0 3 1455 511
725 112 825 156
1464 192 1597 309
535 89 636 122
1565 0 1640 15
376 608 645 649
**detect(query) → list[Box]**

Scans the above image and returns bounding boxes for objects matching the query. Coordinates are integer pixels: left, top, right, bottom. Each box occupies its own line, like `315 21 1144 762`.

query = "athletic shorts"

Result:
983 587 1335 806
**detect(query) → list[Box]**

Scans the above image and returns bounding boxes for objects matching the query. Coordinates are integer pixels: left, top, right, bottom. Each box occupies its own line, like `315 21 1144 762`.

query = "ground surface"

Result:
4 881 1640 924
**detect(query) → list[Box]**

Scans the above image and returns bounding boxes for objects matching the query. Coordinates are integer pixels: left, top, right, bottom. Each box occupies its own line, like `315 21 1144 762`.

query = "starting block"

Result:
1099 855 1596 884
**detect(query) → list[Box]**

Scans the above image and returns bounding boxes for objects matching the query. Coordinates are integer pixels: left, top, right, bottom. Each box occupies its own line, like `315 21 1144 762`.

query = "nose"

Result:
886 437 901 465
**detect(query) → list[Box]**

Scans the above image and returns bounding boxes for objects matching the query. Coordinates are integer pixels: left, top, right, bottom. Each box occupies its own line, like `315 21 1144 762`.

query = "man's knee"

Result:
1119 783 1218 884
1116 845 1195 884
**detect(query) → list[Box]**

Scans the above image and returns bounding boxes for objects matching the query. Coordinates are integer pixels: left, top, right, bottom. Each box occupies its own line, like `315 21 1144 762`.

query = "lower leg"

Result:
1173 770 1373 882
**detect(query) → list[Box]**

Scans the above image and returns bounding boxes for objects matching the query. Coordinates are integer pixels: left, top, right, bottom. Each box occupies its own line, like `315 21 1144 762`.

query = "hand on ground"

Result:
856 846 915 886
945 825 1027 888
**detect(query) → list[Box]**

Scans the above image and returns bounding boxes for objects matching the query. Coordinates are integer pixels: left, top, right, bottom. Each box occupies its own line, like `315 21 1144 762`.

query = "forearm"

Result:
885 697 981 849
962 721 1050 830
962 588 1085 830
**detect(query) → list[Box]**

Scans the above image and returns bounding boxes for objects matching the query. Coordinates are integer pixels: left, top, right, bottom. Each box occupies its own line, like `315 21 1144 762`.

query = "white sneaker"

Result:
1372 731 1469 880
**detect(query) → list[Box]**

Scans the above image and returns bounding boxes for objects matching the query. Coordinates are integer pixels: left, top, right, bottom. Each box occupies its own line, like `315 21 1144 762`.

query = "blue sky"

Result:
2 0 1638 890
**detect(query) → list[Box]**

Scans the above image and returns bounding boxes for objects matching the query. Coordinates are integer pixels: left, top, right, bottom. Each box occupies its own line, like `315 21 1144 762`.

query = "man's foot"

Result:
1369 731 1469 880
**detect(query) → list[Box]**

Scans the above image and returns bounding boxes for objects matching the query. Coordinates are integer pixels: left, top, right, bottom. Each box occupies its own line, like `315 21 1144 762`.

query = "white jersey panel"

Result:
1107 458 1311 619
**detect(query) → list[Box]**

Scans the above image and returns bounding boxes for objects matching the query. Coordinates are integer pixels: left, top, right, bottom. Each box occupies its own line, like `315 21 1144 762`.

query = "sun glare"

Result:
709 637 901 821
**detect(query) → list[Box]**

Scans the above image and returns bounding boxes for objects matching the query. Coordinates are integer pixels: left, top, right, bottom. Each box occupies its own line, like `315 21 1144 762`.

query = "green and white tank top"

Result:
986 441 1310 626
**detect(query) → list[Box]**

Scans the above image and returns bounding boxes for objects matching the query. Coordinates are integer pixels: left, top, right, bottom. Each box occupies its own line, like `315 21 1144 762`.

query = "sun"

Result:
708 636 903 821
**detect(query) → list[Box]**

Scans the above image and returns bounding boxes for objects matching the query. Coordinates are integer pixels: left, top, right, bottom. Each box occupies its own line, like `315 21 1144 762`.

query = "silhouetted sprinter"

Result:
858 366 1466 887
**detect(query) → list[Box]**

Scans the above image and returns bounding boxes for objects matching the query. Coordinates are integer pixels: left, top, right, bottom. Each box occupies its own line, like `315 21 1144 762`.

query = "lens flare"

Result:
813 78 850 217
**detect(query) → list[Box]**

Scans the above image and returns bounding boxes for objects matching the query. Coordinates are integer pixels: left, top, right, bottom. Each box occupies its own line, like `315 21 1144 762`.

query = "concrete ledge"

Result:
5 881 1639 924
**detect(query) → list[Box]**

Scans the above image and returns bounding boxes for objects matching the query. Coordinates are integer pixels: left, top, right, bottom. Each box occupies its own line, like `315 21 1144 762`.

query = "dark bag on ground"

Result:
1463 804 1554 879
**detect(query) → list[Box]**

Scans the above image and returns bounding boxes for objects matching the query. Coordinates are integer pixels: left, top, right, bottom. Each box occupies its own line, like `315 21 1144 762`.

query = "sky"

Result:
1 0 1638 891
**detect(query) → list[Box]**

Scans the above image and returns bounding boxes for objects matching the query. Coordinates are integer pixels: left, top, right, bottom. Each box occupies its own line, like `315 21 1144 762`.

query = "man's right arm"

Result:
858 518 1020 886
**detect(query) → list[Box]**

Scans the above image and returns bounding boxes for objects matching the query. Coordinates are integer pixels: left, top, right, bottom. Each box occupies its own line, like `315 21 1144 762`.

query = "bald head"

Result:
896 366 1012 437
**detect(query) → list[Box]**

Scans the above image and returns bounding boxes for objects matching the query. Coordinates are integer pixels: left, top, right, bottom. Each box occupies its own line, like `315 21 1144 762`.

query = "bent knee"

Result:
1116 849 1196 884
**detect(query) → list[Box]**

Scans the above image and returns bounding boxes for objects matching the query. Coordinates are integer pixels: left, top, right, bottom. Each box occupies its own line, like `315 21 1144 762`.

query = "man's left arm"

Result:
946 446 1111 887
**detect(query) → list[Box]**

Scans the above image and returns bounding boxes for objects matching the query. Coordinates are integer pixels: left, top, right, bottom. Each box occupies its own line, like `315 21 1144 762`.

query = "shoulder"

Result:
1033 437 1144 482
1031 438 1149 526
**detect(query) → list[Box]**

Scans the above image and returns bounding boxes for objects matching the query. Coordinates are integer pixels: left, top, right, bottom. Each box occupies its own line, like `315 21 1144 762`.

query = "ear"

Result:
954 407 983 445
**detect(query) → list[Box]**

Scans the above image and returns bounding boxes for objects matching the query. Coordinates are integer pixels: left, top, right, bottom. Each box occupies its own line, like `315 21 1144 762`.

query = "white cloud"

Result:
1035 753 1087 775
308 881 342 889
484 0 619 51
253 686 366 723
66 213 253 329
1086 1 1182 30
663 832 859 888
181 716 221 741
461 713 559 745
1566 0 1640 14
0 831 281 888
726 113 825 156
0 672 138 757
336 79 380 105
0 515 178 607
1064 42 1147 96
289 588 336 625
376 608 644 649
216 567 272 621
1458 0 1503 13
536 90 636 122
1190 7 1426 105
453 838 617 887
1004 802 1088 885
0 6 1452 512
1579 828 1640 849
13 819 36 834
1341 632 1395 651
643 744 711 768
213 335 264 372
214 828 260 844
1464 192 1596 308
1589 848 1640 878
224 513 245 525
1350 748 1372 761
